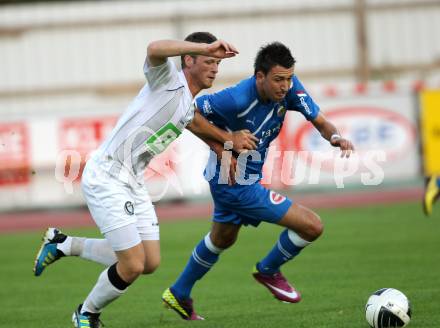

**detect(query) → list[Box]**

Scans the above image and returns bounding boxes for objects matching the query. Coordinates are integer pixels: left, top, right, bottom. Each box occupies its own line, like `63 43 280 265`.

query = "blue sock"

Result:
257 229 305 275
436 177 440 188
171 235 221 299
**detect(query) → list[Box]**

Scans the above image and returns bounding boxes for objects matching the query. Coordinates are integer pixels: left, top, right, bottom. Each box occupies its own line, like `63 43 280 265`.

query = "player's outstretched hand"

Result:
231 129 259 153
331 136 355 158
203 40 239 59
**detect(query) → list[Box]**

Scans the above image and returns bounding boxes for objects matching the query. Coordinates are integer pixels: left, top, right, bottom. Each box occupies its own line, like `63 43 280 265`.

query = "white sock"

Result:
81 239 117 266
56 236 73 255
204 233 224 254
287 230 312 247
57 236 116 266
82 267 126 313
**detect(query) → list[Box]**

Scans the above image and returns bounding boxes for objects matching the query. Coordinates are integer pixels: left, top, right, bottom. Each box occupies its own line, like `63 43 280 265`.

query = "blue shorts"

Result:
209 182 292 227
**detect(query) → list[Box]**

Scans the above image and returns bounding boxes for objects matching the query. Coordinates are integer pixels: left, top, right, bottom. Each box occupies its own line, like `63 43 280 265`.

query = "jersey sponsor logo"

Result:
202 99 213 115
145 122 182 155
299 95 312 115
260 124 282 142
124 201 134 215
269 190 286 205
294 90 311 115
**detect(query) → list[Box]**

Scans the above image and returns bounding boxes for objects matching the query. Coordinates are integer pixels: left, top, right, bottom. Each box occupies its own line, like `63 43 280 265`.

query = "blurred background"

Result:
0 0 440 224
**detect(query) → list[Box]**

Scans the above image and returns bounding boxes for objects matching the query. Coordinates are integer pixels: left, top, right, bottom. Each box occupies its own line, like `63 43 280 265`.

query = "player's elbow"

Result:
147 41 161 58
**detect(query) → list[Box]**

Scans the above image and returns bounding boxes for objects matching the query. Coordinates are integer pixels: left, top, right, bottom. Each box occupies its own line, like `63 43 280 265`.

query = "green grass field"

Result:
1 201 440 328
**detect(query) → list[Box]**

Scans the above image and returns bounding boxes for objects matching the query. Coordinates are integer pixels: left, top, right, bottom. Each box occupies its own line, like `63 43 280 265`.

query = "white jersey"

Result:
92 58 195 185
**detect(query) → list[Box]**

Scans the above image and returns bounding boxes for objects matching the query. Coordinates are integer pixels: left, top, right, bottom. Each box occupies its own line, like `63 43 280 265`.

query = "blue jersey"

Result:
196 75 320 185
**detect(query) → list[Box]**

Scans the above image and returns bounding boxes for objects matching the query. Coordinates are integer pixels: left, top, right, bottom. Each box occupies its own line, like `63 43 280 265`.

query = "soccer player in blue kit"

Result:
162 42 355 320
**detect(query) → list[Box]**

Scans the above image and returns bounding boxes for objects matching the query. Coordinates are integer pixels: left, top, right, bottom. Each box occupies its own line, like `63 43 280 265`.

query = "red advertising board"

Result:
292 107 416 171
59 117 117 180
0 122 30 186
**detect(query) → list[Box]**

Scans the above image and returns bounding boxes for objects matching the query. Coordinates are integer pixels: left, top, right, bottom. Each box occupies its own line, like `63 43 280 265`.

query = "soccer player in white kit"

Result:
33 32 258 328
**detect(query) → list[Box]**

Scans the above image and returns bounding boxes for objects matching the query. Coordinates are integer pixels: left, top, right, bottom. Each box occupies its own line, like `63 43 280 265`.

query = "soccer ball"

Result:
365 288 411 328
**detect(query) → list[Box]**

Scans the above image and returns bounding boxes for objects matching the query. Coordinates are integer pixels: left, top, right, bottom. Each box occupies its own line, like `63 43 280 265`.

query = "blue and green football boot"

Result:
33 227 66 276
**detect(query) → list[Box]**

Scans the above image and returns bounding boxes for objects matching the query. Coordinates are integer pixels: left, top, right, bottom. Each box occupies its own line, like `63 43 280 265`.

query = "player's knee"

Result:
143 256 160 274
211 232 237 249
308 214 324 241
218 237 236 249
123 260 145 280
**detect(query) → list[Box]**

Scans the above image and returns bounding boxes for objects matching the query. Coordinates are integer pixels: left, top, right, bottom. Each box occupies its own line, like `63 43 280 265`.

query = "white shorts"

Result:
104 224 147 251
81 159 160 245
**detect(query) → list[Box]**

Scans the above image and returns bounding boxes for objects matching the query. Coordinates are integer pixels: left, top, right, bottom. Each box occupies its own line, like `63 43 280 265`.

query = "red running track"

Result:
0 187 423 233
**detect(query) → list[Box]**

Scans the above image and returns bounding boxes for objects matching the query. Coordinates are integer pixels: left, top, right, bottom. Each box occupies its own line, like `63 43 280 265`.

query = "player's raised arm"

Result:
147 39 239 67
311 112 355 158
186 110 258 153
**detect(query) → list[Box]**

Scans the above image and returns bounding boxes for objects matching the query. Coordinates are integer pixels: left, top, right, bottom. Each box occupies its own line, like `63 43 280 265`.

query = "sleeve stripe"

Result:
237 99 258 118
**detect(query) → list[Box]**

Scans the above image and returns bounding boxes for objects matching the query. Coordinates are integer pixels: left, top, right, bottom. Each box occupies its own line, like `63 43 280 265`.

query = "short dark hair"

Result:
254 42 296 75
181 32 217 68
